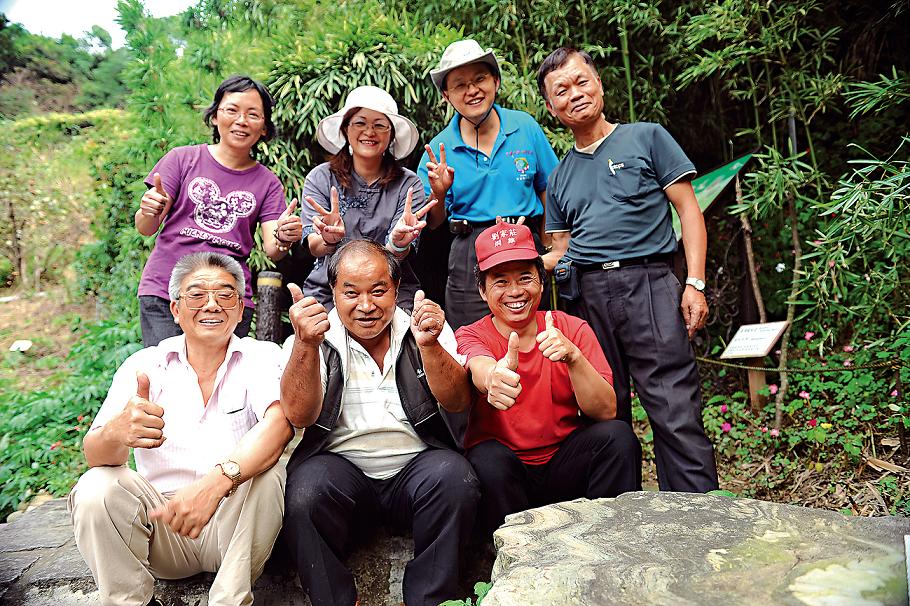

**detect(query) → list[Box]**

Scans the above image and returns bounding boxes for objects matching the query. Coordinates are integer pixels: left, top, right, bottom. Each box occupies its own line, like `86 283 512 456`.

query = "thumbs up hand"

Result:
536 311 578 364
275 198 303 245
485 331 522 411
139 173 171 218
110 371 166 449
410 290 445 346
288 283 329 346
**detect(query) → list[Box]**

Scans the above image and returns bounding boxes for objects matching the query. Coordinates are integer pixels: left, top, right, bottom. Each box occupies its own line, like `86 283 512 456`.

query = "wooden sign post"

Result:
721 321 789 410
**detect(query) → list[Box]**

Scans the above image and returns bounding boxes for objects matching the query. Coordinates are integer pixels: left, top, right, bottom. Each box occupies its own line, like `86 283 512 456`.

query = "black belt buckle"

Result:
449 219 472 235
499 216 522 225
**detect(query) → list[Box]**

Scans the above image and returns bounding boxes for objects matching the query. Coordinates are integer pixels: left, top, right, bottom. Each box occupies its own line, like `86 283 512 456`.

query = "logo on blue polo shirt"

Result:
608 158 626 176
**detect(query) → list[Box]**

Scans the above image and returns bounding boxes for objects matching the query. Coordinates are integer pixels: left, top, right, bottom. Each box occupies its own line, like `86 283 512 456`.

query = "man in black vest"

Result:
279 239 479 606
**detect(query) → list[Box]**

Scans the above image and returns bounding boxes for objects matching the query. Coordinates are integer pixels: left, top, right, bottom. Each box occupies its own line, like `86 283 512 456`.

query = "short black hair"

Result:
202 75 276 145
475 257 547 291
327 240 402 289
536 47 597 102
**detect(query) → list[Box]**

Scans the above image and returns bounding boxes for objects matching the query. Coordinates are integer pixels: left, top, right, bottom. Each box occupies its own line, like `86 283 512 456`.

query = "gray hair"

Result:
167 252 245 302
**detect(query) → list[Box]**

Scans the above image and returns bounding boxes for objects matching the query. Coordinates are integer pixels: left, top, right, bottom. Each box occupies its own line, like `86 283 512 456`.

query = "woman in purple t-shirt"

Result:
136 75 302 346
300 86 436 309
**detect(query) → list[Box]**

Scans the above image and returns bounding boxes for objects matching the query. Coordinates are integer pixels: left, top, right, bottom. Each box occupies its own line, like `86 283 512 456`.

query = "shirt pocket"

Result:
221 405 255 443
606 164 645 203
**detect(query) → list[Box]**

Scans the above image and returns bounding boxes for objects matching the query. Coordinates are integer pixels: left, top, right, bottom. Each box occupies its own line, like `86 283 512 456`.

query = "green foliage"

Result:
0 18 129 119
440 581 492 606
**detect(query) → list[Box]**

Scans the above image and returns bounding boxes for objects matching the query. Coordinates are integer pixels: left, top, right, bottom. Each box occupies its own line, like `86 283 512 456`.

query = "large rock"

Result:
485 492 910 606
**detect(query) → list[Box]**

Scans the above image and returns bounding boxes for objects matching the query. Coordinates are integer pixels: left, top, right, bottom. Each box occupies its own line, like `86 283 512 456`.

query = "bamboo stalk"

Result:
619 23 636 122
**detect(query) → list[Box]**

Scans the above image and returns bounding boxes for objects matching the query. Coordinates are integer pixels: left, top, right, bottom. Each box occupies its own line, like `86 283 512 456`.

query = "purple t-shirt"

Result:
139 144 285 307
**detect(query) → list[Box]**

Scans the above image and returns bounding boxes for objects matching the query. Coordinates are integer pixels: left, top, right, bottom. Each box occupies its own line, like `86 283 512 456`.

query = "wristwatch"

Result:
217 460 242 496
685 277 706 292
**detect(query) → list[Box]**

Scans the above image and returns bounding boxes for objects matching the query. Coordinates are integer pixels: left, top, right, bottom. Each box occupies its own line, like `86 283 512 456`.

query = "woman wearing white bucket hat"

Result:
300 85 436 309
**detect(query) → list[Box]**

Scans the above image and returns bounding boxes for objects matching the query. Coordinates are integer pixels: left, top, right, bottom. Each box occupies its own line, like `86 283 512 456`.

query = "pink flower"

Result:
828 260 836 268
807 418 818 427
721 422 732 433
799 391 811 400
892 390 899 397
804 331 815 340
720 404 728 413
77 415 84 422
843 360 853 367
769 384 778 395
761 426 768 433
842 345 854 353
49 440 62 451
770 428 780 437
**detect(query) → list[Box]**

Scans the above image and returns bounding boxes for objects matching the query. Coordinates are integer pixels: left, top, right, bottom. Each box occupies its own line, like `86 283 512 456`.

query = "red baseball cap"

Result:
475 223 539 271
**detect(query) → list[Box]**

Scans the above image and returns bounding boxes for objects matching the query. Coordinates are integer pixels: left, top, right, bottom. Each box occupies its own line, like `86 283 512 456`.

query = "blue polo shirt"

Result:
418 105 558 223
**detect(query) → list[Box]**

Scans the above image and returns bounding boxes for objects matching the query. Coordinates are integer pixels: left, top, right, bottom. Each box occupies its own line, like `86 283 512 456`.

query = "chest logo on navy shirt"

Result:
608 159 626 176
187 177 257 233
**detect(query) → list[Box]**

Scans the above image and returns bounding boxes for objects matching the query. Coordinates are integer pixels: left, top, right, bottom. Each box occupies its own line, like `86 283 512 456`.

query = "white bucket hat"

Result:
315 86 419 160
430 39 501 92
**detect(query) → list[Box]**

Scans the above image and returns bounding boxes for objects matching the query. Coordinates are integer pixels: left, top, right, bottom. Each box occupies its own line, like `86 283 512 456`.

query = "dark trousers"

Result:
569 263 719 492
467 421 642 538
283 449 480 606
139 295 253 347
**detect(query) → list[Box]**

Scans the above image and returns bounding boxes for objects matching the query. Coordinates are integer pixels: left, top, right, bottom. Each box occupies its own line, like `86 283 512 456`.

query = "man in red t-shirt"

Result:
456 222 642 536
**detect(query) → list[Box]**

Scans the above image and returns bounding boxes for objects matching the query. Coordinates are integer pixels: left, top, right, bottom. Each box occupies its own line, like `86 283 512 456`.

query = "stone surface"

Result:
485 492 910 606
0 497 489 606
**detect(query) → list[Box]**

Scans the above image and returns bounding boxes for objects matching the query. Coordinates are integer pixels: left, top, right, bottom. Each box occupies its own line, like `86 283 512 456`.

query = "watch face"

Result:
222 461 240 476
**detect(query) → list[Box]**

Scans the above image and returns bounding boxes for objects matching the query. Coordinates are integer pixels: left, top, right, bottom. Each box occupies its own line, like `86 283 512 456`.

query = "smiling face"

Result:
543 53 605 131
332 252 398 348
344 108 393 161
170 266 243 347
211 89 268 151
443 62 500 122
480 259 543 330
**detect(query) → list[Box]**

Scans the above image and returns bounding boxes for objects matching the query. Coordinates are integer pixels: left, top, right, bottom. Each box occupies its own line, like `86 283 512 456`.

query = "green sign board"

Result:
672 153 753 240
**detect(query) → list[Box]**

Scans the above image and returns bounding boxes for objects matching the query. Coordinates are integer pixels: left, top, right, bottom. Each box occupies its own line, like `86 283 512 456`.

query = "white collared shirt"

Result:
283 307 462 480
90 334 282 494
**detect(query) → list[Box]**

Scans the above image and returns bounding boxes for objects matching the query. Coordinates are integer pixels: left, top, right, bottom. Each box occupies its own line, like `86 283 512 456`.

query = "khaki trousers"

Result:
68 464 285 606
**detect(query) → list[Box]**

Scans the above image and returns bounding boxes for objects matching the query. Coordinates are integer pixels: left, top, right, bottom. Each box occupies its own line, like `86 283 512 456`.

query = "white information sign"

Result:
720 321 789 359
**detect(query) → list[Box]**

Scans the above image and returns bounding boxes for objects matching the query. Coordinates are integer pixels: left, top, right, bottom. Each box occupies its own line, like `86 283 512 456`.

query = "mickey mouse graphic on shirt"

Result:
187 177 256 233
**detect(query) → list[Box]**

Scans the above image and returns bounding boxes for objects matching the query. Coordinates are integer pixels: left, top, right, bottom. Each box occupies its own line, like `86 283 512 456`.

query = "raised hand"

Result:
389 188 438 251
410 290 445 346
425 143 454 199
276 198 303 244
306 186 345 245
288 283 329 345
139 173 171 218
536 311 579 364
110 371 166 449
485 331 522 411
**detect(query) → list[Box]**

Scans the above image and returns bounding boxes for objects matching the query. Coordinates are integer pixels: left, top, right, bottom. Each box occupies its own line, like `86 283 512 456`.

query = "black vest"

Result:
286 331 459 476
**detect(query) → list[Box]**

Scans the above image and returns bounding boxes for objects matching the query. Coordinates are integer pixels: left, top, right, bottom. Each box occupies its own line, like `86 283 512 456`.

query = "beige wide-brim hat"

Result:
430 39 501 92
315 86 419 160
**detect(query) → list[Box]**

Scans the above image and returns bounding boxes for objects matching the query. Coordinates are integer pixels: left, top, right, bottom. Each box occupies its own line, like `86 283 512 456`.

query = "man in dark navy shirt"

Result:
536 47 718 493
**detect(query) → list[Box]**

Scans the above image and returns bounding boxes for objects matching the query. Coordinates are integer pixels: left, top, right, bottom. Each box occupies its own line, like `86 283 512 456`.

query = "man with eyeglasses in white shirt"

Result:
69 252 293 606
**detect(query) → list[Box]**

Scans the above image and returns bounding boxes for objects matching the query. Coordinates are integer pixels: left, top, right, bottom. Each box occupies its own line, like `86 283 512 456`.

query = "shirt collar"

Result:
325 307 410 358
160 333 243 365
446 104 514 149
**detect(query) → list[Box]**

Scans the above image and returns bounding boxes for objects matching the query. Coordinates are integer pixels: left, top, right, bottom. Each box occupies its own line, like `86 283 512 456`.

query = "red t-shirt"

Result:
456 311 613 465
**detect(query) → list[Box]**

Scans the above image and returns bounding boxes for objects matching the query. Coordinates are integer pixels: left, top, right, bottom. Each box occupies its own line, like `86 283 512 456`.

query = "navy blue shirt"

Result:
546 123 696 262
418 105 558 222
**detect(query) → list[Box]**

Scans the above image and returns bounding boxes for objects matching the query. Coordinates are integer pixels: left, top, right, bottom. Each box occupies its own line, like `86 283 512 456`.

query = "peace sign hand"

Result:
425 143 454 200
306 186 345 245
389 187 437 250
140 173 171 218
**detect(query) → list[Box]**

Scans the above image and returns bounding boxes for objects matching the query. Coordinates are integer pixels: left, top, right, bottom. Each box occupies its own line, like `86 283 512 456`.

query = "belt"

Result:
449 216 541 236
575 253 673 273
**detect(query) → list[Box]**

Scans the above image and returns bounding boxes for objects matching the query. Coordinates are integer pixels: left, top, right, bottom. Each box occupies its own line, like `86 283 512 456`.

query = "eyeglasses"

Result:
218 106 265 123
449 72 492 96
179 288 240 310
348 119 391 133
488 275 540 292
